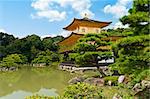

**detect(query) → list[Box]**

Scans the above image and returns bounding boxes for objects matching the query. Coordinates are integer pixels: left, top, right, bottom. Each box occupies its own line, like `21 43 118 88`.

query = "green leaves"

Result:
112 0 149 75
32 50 60 64
111 35 150 74
63 83 104 99
74 33 111 52
120 0 149 35
75 52 112 67
0 54 27 67
74 43 97 52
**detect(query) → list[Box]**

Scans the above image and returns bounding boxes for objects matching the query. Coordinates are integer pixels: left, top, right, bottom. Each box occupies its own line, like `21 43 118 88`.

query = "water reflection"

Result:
0 67 77 98
0 88 58 99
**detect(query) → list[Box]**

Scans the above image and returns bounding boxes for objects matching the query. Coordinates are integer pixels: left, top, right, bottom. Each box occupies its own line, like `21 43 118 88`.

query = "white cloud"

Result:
103 0 132 18
59 30 71 37
80 10 94 18
41 31 71 38
41 34 57 39
31 0 50 11
31 0 94 22
31 0 67 22
59 0 94 17
0 28 6 33
32 10 66 22
113 21 129 29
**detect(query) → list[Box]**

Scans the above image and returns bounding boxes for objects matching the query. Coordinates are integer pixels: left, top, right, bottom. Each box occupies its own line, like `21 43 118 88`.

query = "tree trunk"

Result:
96 66 106 78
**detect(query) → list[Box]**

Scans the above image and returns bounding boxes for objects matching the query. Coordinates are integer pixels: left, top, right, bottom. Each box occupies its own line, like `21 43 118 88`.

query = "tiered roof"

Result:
58 33 83 53
63 18 112 31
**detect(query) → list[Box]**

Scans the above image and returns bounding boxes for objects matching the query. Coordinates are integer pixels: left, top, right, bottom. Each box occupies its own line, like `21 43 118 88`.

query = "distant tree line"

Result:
0 32 64 65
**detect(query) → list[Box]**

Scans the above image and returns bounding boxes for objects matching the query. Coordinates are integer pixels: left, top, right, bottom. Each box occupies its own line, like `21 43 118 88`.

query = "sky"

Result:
0 0 132 38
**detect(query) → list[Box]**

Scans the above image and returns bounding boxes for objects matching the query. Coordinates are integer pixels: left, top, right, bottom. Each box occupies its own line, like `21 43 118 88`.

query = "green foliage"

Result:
74 33 111 52
74 42 97 52
75 52 112 67
0 54 27 67
32 50 60 64
103 76 118 85
68 53 80 61
120 0 149 35
0 32 16 46
42 36 63 52
0 32 62 63
51 53 60 62
112 0 149 75
62 82 104 99
112 35 150 74
101 28 134 37
129 69 150 87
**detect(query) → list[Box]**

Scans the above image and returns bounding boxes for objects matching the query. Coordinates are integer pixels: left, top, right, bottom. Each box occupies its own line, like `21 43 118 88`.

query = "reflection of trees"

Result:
0 67 77 97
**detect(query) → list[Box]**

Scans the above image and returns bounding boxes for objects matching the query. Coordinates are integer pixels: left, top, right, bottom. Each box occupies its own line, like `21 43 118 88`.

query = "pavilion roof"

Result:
63 18 112 31
58 33 83 53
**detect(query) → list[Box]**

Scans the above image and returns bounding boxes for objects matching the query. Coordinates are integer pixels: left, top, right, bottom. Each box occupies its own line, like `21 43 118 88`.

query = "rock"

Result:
108 80 112 86
93 78 104 86
84 78 104 86
68 77 85 84
112 93 122 99
9 67 17 71
141 80 150 88
84 78 95 85
132 83 143 93
0 66 17 72
2 67 7 71
118 75 125 83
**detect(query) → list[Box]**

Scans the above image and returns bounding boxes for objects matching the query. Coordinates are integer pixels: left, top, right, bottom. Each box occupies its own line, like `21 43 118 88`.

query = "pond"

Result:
0 65 78 99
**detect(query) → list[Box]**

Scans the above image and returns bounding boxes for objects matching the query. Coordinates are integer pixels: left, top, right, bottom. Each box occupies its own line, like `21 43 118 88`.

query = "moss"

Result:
103 76 119 85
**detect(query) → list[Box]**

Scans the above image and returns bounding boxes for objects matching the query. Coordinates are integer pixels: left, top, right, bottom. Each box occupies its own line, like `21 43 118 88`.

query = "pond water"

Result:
0 66 77 99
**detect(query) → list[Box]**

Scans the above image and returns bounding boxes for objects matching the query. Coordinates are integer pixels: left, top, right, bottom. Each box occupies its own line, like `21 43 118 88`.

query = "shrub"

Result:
62 82 104 99
51 53 60 62
129 69 150 88
32 50 60 64
1 54 27 67
74 42 97 52
75 52 113 67
68 53 79 61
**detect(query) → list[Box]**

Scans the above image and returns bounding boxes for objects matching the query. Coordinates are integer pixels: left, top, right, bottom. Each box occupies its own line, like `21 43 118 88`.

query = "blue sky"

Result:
0 0 132 38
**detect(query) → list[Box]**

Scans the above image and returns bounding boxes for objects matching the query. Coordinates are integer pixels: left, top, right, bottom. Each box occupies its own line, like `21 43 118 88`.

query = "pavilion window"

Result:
82 28 85 32
96 29 99 33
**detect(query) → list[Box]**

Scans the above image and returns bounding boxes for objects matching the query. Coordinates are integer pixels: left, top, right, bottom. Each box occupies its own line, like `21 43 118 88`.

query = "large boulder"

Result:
84 78 95 85
93 78 104 86
84 78 104 86
68 76 85 84
141 80 150 88
9 67 17 71
118 75 125 83
132 80 150 93
132 83 143 93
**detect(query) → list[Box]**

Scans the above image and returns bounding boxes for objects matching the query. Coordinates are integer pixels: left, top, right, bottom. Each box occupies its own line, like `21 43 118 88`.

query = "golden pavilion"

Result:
58 16 112 53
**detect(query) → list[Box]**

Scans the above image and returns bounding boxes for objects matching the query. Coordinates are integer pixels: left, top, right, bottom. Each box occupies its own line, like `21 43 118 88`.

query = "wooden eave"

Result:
63 18 112 31
58 32 83 44
58 33 84 53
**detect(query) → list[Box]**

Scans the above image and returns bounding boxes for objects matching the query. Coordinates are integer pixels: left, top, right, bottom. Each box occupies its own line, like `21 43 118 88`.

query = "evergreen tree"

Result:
112 0 149 75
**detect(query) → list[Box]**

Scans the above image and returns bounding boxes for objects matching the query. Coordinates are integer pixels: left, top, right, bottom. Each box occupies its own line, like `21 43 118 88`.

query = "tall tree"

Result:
112 0 149 75
120 0 149 35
